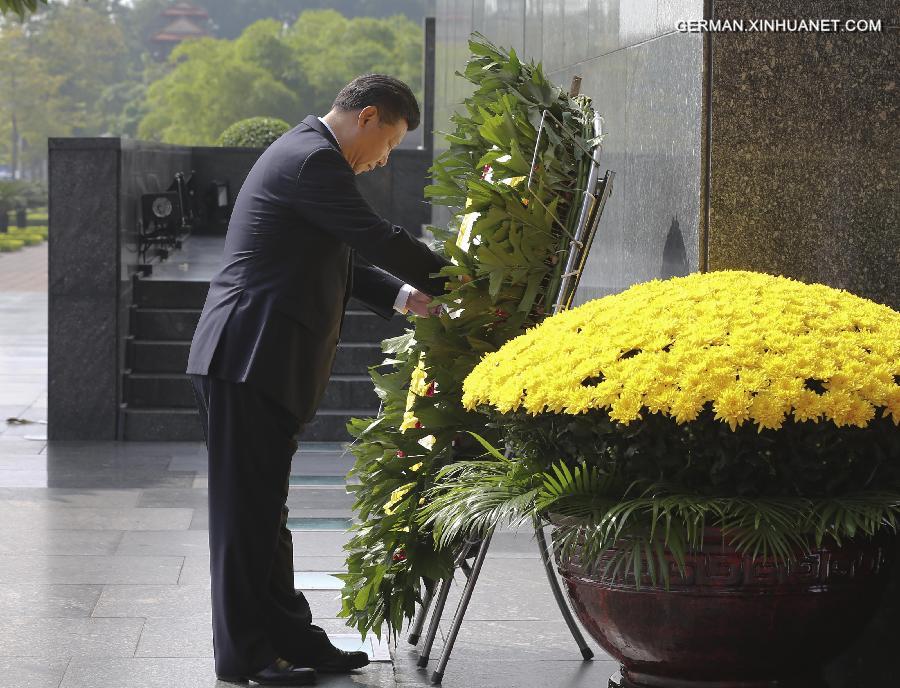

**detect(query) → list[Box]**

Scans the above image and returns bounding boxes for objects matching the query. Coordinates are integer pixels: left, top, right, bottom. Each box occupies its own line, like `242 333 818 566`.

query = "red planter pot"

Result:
553 527 895 688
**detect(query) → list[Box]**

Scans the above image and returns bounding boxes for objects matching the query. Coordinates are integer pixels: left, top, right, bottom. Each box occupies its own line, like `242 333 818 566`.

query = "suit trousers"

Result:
189 373 315 676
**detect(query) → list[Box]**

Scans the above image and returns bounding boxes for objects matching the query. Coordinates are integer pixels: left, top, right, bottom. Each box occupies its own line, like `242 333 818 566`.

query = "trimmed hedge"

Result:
217 117 291 148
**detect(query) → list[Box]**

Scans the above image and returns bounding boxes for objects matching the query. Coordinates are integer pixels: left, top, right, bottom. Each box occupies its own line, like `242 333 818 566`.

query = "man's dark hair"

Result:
332 74 420 131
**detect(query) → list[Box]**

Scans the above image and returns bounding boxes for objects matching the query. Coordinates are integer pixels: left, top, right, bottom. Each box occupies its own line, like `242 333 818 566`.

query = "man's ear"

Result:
357 105 379 128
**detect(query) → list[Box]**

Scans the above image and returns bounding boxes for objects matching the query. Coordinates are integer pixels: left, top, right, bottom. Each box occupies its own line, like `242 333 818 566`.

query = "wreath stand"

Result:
409 92 616 683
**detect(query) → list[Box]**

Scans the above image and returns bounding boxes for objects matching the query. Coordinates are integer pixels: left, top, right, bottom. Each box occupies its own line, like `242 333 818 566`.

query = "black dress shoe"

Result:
309 648 370 673
275 624 369 673
217 658 316 685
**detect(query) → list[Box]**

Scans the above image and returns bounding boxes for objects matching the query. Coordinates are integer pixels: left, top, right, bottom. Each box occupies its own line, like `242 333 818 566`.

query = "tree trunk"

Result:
11 111 18 180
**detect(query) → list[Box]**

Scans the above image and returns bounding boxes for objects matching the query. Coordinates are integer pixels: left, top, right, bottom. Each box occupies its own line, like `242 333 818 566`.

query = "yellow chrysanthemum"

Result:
462 271 900 432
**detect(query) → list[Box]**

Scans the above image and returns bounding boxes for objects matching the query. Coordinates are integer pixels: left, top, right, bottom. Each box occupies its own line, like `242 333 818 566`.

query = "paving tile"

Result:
43 471 196 490
434 619 610 662
0 529 122 556
289 475 347 486
0 487 142 508
294 555 348 571
305 589 345 619
175 555 210 585
135 614 213 657
93 584 211 619
292 530 353 559
0 470 51 487
0 555 183 584
44 441 199 458
167 454 208 473
392 642 618 687
59 657 222 688
0 404 34 418
189 509 208 530
62 657 396 688
0 504 194 531
115 530 209 557
292 451 356 476
0 454 50 469
437 556 573 622
0 584 103 617
0 658 69 688
287 517 354 531
293 571 344 590
484 529 543 558
137 487 208 509
0 437 46 455
0 617 144 658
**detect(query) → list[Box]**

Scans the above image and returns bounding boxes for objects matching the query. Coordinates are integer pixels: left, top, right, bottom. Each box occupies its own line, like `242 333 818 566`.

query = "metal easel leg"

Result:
417 541 471 666
416 569 454 666
534 517 594 659
407 583 435 645
430 530 494 684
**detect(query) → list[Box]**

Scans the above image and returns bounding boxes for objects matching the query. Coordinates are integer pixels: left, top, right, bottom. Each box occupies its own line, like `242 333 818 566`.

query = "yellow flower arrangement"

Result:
462 271 900 432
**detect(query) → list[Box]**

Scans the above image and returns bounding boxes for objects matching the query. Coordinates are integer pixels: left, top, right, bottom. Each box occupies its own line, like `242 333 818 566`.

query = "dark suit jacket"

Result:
186 114 450 422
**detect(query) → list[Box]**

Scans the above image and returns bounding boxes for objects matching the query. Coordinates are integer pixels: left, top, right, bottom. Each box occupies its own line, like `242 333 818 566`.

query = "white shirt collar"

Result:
317 116 341 150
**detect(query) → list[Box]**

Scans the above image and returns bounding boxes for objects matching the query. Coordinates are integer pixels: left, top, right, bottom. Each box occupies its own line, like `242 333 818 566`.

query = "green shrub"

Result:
0 237 25 251
217 117 291 148
14 233 43 245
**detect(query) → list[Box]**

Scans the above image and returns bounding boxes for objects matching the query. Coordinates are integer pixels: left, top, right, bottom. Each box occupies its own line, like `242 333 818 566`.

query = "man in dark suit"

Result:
186 74 451 685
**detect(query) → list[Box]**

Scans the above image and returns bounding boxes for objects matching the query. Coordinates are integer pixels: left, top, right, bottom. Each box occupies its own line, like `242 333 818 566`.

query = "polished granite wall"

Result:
707 0 899 309
704 3 899 683
433 1 896 684
49 139 435 442
433 0 706 301
49 139 194 441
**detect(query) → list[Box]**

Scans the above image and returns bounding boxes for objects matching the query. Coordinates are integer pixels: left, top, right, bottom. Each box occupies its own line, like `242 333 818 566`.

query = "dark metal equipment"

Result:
138 171 197 265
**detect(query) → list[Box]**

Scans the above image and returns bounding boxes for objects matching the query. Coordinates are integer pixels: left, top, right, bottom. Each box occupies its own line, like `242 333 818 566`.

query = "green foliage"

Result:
0 0 47 19
339 33 597 639
217 116 290 148
138 10 423 145
0 236 25 251
489 407 900 498
190 1 429 40
0 3 424 171
0 180 27 206
420 434 900 590
0 2 128 175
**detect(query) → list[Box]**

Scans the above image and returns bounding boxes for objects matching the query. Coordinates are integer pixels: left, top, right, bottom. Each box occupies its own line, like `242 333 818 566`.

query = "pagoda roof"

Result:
161 2 209 18
151 16 208 43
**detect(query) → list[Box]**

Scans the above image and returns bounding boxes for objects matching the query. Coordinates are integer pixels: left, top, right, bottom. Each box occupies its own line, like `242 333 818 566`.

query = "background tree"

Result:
0 21 64 178
138 34 301 144
0 0 47 20
0 2 126 176
0 2 426 171
138 10 423 145
189 0 428 40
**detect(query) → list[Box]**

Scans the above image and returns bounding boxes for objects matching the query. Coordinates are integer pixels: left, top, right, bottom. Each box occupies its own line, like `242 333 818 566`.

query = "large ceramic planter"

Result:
552 524 895 688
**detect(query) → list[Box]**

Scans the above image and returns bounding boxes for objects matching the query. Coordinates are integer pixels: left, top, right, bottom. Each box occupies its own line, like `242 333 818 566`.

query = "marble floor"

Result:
0 244 617 688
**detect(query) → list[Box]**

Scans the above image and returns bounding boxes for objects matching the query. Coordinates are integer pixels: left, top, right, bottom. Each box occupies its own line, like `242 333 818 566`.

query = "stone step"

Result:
338 311 409 343
134 278 209 309
127 338 385 375
125 373 379 410
132 307 199 341
132 306 408 343
132 277 376 314
122 407 377 442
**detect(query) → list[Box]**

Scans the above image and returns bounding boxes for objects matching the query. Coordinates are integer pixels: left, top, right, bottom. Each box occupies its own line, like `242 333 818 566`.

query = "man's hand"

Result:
405 288 442 317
